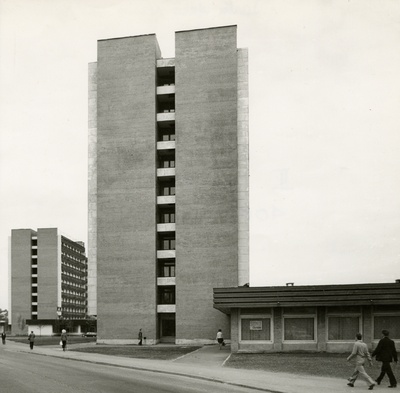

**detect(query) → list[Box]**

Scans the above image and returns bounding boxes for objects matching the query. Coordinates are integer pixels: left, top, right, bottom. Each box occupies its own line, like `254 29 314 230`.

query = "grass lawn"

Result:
225 352 385 380
8 336 96 346
71 346 202 361
8 337 390 380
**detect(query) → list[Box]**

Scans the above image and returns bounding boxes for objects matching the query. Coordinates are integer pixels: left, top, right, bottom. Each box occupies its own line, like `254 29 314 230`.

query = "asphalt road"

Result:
0 348 257 393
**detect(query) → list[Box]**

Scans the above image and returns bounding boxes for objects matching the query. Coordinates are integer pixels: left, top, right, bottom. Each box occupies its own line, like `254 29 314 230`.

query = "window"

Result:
241 318 271 341
328 317 360 340
284 317 315 341
161 185 175 196
162 133 175 141
163 264 175 277
158 260 175 277
160 159 175 168
162 238 175 250
160 212 175 223
159 288 175 304
374 316 400 339
158 129 175 141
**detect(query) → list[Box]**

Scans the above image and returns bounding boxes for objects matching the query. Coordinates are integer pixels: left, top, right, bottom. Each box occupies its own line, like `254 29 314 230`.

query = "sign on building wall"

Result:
250 320 262 331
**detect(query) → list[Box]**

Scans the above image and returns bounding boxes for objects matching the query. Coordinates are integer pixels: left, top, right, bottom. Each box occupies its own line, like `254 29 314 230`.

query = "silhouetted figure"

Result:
372 329 398 388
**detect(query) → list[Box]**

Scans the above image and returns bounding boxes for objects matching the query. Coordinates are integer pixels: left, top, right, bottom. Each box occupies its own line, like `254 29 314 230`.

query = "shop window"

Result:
328 316 360 340
241 318 271 341
374 316 400 339
284 317 315 341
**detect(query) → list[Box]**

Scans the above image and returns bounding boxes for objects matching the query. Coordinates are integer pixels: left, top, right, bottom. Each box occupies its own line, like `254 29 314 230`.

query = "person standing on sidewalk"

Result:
372 329 398 388
60 329 68 352
1 332 6 344
28 331 35 350
138 329 143 345
216 329 224 350
347 333 375 390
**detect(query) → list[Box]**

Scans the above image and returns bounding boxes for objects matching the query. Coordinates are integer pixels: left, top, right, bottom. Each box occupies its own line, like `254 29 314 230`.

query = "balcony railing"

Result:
157 168 175 177
157 85 175 95
157 223 176 232
157 58 175 68
157 112 175 122
157 250 176 259
157 141 175 150
157 277 176 286
157 304 176 313
157 195 175 205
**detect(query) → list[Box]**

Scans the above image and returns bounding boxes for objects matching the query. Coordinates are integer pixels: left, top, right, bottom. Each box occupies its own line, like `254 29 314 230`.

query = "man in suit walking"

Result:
372 329 398 388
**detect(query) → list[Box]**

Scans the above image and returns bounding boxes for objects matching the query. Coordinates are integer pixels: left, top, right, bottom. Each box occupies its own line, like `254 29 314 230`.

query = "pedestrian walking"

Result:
28 331 35 350
138 329 143 345
1 332 6 344
216 329 225 349
372 329 398 388
347 333 375 390
60 329 68 352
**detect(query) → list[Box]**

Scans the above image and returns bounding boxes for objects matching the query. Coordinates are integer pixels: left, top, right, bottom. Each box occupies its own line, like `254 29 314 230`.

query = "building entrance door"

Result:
159 314 175 343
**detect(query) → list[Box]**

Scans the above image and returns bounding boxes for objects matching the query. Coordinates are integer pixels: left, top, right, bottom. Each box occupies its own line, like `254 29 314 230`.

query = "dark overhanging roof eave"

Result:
213 283 400 313
213 305 231 314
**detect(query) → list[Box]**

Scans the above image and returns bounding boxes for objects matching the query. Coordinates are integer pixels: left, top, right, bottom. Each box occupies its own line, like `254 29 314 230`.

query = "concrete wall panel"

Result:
11 229 36 335
96 35 161 340
37 228 59 319
175 26 239 341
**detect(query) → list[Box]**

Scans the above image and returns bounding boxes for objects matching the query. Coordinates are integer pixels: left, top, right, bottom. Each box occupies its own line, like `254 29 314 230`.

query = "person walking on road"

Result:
28 331 36 350
347 333 375 390
60 329 68 352
138 329 143 345
372 329 398 388
1 332 6 344
216 329 225 350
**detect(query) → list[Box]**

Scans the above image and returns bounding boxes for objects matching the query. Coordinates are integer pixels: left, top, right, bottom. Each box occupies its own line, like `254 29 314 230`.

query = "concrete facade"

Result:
37 228 59 319
88 62 97 317
10 229 36 335
175 26 239 343
237 48 250 286
96 35 160 342
10 228 88 335
92 26 249 344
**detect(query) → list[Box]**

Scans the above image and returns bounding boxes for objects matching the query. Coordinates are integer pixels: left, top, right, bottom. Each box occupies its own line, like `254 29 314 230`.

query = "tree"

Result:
17 314 26 331
0 309 8 320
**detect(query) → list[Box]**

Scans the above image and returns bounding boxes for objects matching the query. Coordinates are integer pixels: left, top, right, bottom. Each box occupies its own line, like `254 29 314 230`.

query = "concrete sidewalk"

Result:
3 341 370 393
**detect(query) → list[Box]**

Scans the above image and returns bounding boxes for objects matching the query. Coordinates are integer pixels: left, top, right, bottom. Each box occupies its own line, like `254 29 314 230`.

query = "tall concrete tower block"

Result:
10 228 88 335
90 26 249 344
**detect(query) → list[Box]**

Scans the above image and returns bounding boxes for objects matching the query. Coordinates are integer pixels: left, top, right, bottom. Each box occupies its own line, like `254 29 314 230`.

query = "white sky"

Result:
1 0 400 310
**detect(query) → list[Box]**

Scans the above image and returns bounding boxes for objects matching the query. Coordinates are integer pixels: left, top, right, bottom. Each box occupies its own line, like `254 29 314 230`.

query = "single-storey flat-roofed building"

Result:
213 282 400 353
